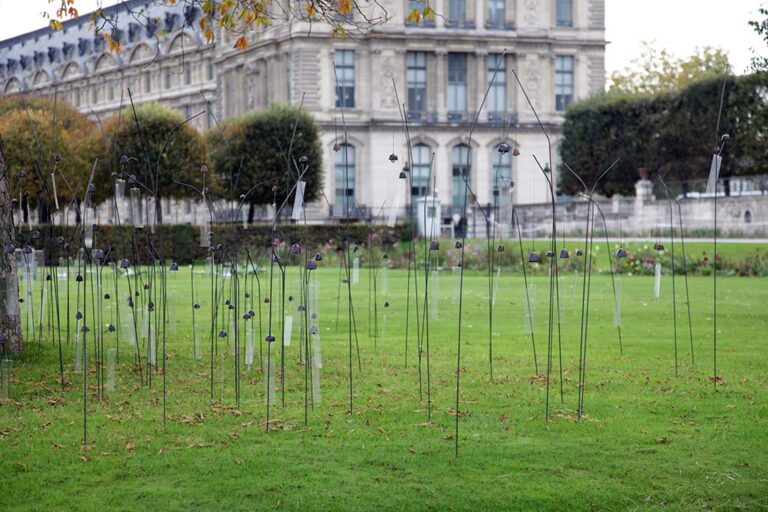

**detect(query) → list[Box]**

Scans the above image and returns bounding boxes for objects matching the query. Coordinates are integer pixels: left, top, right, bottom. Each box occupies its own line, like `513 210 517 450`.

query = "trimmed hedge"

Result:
560 72 768 196
18 223 412 266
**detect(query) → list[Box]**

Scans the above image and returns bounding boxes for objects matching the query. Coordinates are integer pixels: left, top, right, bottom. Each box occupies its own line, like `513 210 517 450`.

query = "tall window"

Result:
448 0 466 25
184 62 192 85
335 144 356 215
334 50 355 108
144 72 152 93
452 145 470 206
556 0 572 27
491 149 512 205
448 53 467 114
555 55 574 111
407 52 427 113
412 144 431 199
487 54 507 115
487 0 505 27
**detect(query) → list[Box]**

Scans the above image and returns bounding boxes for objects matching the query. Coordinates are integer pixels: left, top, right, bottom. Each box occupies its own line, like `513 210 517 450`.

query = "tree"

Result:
609 44 730 96
44 0 428 44
102 102 208 222
560 72 768 197
0 96 100 222
0 138 22 354
749 7 768 71
207 103 323 222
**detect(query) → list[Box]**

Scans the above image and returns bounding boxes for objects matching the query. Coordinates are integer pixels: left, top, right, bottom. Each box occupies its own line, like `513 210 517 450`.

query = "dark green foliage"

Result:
26 223 409 265
100 102 208 206
207 103 323 210
560 72 768 196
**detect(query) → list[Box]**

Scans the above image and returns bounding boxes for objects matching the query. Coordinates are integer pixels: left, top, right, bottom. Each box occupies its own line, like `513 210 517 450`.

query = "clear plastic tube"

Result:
199 221 209 248
74 331 82 372
706 154 722 194
654 263 662 300
613 280 623 328
492 267 501 307
146 197 157 234
430 269 439 320
107 348 116 393
245 322 254 368
284 315 293 347
51 173 60 210
387 188 401 228
291 181 306 221
130 188 144 228
352 257 360 285
0 359 11 399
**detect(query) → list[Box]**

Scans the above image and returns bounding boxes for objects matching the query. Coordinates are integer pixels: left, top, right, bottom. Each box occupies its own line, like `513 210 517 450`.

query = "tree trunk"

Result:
0 137 22 354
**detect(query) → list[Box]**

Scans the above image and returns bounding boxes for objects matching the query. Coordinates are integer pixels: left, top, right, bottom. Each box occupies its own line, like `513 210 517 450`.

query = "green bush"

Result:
560 72 768 196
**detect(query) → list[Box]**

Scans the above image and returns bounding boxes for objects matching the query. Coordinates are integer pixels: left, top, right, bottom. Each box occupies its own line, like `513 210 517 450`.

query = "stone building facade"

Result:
0 0 606 225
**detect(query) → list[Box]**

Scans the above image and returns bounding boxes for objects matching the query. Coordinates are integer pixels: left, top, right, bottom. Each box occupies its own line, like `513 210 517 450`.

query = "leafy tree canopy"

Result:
0 95 100 210
207 103 323 211
101 102 208 207
609 44 730 96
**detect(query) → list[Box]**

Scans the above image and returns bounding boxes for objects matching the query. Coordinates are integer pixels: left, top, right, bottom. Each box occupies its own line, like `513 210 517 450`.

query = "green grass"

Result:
1 265 767 511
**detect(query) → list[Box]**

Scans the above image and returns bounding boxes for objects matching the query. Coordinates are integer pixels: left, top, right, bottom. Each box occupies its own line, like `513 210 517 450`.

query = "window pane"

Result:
412 144 431 199
555 55 574 111
556 0 572 26
448 53 467 112
487 54 507 113
449 0 466 22
407 51 427 112
452 145 470 206
488 0 505 26
335 144 356 214
335 50 355 108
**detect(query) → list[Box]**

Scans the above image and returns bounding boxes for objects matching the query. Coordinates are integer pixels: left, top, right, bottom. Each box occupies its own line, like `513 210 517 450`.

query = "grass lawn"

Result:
1 263 766 511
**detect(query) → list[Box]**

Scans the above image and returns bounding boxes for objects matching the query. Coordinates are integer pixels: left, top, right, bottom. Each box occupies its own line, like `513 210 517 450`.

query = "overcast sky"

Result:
0 0 766 77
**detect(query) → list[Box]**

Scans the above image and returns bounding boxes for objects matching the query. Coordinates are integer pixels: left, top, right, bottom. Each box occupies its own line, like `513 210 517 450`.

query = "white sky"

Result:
0 0 767 77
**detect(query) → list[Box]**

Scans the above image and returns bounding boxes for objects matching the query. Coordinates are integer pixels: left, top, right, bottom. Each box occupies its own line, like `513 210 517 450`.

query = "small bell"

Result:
454 241 463 249
528 252 539 263
170 262 179 271
512 146 521 157
120 258 130 269
306 260 317 270
266 335 276 343
497 142 510 154
653 242 665 251
575 249 584 256
497 244 505 252
333 143 340 152
429 241 440 251
399 171 407 179
218 330 227 338
616 248 627 258
389 153 398 163
108 324 116 333
546 250 554 258
315 253 323 261
290 243 301 255
559 249 570 259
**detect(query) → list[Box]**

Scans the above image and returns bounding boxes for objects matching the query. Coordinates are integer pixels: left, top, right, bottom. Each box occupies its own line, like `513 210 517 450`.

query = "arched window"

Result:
411 144 430 199
491 147 512 208
452 144 470 206
335 143 356 216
